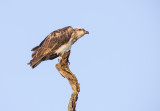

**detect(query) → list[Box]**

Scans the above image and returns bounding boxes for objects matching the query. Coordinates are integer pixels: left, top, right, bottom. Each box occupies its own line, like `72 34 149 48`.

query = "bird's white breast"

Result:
55 39 73 55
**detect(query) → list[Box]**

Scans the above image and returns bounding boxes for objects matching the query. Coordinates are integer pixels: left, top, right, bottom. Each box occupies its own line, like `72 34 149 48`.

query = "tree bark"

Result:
56 51 80 111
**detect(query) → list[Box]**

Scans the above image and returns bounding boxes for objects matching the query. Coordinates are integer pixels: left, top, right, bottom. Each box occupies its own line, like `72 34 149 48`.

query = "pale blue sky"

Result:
0 0 160 111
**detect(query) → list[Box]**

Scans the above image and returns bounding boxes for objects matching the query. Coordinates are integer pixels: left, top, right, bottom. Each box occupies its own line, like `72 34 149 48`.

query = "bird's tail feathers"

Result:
28 55 45 68
31 46 40 51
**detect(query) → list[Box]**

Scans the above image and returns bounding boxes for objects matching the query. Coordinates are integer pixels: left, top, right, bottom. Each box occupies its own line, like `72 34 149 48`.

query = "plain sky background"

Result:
0 0 160 111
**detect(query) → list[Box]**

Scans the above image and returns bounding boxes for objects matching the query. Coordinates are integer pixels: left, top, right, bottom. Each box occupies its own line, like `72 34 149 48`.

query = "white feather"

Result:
55 39 72 55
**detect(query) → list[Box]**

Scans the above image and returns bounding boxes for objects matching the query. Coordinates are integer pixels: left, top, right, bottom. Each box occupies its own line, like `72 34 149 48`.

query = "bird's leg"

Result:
67 59 70 65
67 50 71 65
58 53 63 63
58 57 62 63
58 51 71 65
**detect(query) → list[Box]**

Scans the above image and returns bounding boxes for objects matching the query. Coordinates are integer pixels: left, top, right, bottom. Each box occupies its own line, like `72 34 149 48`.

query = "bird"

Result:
28 26 89 68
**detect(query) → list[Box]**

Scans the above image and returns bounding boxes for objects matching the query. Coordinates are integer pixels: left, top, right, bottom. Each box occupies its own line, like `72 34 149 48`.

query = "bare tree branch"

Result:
56 51 80 111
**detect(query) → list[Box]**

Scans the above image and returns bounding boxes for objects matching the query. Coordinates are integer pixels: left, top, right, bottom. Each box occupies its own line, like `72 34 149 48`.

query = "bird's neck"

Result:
71 37 78 45
70 33 79 44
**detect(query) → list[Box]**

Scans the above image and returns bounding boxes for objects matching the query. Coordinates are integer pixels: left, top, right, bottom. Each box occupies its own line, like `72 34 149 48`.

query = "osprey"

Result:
28 26 89 68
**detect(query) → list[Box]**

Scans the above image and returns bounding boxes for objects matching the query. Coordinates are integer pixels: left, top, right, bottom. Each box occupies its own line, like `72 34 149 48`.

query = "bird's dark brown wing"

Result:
39 26 73 53
28 26 73 68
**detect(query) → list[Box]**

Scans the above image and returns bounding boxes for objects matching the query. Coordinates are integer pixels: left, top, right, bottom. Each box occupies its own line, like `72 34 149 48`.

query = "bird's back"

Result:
28 26 73 68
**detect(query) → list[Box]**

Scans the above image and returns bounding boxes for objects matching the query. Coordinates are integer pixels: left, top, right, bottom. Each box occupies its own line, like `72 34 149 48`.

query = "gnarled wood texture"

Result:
56 51 80 111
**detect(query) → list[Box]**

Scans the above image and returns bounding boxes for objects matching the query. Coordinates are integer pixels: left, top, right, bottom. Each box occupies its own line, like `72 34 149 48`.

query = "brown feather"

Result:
28 26 73 68
31 46 40 51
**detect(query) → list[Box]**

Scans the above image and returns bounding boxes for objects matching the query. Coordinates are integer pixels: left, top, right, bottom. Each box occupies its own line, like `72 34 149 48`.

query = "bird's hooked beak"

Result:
85 31 89 34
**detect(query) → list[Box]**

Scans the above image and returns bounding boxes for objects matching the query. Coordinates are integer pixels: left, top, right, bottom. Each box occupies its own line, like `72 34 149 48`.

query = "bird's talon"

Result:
58 57 62 63
68 61 70 65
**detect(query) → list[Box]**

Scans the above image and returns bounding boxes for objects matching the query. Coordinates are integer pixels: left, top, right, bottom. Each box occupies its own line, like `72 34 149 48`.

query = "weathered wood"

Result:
56 51 80 111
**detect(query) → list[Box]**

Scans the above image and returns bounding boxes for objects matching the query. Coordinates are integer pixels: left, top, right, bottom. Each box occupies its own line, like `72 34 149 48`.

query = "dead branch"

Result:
56 51 80 111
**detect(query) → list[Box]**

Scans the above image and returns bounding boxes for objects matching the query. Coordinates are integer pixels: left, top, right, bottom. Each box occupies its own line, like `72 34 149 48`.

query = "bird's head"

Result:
73 27 89 39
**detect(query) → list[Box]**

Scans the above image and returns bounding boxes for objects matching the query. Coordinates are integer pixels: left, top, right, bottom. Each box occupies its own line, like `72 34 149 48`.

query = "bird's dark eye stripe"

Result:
79 29 84 31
